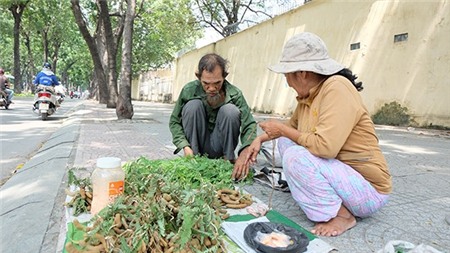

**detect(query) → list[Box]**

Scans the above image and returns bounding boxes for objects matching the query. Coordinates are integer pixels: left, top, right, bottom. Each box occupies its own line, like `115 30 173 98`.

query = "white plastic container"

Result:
90 157 125 215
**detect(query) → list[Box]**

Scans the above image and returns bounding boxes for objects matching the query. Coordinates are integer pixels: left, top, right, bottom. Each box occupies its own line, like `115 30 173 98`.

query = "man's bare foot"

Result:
311 205 356 237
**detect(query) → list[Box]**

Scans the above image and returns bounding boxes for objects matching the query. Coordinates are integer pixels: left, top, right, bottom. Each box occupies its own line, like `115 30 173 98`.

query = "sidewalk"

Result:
1 99 449 253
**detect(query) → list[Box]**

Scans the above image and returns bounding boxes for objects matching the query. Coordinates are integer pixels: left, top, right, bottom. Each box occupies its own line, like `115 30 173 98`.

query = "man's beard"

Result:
206 92 224 107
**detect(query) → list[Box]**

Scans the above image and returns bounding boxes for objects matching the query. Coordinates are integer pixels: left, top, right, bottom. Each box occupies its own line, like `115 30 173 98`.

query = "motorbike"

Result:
0 92 10 109
32 85 59 120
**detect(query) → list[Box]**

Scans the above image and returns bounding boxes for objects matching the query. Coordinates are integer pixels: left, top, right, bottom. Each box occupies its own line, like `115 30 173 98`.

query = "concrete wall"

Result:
148 0 450 127
133 68 174 102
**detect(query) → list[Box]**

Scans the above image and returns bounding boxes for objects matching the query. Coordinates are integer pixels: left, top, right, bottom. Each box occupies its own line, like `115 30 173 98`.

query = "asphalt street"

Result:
0 99 449 253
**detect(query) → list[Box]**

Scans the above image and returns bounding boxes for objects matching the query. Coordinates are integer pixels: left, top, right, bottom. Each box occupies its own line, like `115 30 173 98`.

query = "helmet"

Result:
43 62 52 69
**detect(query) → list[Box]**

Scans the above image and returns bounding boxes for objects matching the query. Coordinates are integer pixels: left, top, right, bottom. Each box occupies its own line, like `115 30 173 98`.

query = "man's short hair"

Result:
195 53 229 79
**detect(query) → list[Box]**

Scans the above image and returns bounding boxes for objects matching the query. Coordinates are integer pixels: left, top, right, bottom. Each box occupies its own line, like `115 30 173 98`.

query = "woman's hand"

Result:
259 120 284 139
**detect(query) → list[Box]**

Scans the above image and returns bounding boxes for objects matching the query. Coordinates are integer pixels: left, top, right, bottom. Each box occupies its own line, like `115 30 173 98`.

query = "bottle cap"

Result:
96 157 121 169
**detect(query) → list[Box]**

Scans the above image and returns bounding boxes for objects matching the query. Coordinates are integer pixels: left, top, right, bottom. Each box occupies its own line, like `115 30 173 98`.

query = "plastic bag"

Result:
243 222 309 253
377 240 443 253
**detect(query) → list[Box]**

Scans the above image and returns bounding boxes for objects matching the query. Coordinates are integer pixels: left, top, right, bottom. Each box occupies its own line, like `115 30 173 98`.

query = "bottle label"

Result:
108 180 124 202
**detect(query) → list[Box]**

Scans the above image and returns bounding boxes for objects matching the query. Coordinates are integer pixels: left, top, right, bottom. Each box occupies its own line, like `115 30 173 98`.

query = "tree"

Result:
0 4 14 71
2 0 30 94
71 0 201 112
132 0 201 72
116 0 136 119
23 0 77 90
70 0 110 105
192 0 301 37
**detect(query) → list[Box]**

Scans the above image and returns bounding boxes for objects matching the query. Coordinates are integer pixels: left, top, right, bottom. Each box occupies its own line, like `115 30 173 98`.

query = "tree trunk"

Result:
9 2 28 94
116 0 136 120
70 0 109 104
98 0 120 108
23 31 36 93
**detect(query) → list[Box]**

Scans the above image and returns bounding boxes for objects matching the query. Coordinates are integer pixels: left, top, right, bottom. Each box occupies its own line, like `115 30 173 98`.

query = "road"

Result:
0 96 80 186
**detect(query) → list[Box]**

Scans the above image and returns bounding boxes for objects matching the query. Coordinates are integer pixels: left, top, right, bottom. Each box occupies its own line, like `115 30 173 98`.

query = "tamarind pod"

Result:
73 219 86 232
64 242 79 253
149 235 155 247
85 244 105 252
204 237 212 247
218 188 238 195
190 238 201 250
121 216 129 229
79 188 86 199
162 193 172 202
126 237 133 247
154 241 163 253
220 194 239 204
164 246 174 253
81 250 101 253
241 200 253 206
213 219 220 228
228 194 240 201
218 208 227 214
85 191 93 199
143 240 147 252
159 237 168 248
73 239 87 247
153 231 160 240
86 197 92 205
114 213 122 227
139 240 146 253
220 213 230 219
113 226 124 234
93 233 108 252
226 203 249 209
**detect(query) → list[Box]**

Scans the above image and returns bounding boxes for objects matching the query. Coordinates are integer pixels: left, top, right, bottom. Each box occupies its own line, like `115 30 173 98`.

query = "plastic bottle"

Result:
90 157 125 215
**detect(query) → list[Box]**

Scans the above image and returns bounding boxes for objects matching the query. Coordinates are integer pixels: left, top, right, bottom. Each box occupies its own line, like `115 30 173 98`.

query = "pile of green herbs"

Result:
123 156 252 192
69 156 251 253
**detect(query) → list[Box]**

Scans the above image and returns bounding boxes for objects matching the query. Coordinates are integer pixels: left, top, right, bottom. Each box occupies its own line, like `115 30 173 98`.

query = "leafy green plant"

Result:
372 101 411 126
66 156 251 252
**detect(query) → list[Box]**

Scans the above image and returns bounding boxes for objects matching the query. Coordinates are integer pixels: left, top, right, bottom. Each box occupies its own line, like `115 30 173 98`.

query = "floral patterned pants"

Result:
278 137 389 222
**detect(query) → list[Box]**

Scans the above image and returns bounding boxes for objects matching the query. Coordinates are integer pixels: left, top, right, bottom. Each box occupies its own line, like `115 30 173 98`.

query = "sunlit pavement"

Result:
1 99 449 253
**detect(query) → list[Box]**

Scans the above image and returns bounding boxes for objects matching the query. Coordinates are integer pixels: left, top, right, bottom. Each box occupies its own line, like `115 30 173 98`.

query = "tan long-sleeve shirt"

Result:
289 75 392 194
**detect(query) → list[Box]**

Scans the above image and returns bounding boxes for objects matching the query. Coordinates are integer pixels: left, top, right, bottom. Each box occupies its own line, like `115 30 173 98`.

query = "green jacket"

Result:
169 79 257 155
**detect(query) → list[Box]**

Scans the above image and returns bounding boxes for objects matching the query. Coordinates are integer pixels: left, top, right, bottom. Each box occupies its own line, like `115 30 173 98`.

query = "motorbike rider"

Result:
33 62 61 106
0 68 14 105
33 62 60 88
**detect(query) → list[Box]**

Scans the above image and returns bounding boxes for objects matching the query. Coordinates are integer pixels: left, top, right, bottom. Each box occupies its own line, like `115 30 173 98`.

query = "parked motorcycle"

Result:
32 85 59 120
0 92 10 109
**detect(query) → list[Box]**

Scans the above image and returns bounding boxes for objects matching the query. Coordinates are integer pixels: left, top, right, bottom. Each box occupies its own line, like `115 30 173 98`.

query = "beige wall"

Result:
159 0 450 127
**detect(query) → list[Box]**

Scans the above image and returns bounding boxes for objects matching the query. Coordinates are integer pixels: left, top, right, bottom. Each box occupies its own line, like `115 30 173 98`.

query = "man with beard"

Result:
169 53 257 180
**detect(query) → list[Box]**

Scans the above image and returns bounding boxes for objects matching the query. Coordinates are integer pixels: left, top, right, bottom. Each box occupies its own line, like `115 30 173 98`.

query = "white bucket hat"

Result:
269 32 344 75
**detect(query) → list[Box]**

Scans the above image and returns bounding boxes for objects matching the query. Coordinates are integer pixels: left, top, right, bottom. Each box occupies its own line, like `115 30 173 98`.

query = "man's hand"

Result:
232 147 253 181
183 146 194 157
246 137 262 165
